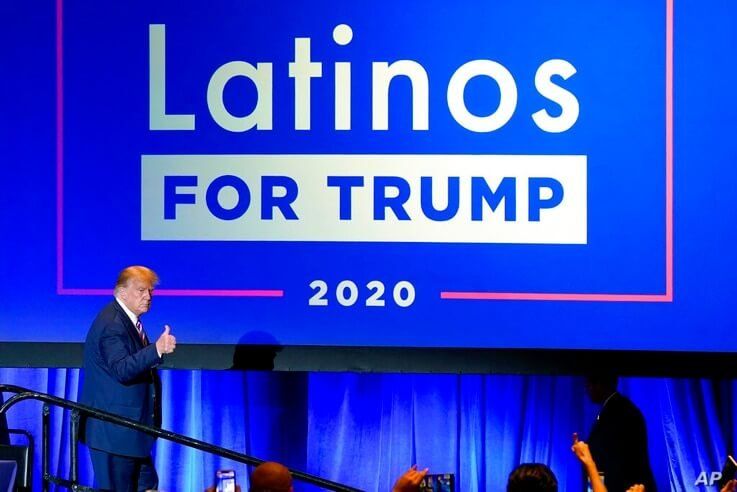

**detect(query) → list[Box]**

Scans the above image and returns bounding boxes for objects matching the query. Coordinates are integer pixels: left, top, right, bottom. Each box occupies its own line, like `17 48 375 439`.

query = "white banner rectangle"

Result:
141 154 587 244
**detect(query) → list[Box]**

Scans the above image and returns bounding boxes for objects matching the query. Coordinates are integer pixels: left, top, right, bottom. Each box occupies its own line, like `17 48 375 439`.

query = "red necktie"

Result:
136 320 148 346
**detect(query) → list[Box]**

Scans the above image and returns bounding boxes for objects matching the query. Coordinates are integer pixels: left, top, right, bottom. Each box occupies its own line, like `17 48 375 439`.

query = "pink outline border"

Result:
441 0 674 303
56 0 64 294
54 0 283 298
58 288 283 297
56 0 673 302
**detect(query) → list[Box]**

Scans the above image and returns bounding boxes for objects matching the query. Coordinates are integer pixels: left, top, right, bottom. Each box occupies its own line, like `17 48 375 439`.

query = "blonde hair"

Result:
114 266 159 294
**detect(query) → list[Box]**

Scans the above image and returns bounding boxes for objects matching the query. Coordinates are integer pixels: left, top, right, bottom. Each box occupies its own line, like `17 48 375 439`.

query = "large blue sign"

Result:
2 0 735 351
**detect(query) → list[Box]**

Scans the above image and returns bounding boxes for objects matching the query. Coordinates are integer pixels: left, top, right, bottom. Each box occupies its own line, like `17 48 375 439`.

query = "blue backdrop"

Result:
1 368 733 491
2 0 737 351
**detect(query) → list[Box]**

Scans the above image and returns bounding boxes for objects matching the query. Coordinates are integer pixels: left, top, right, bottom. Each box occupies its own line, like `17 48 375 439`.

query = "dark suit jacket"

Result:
79 300 162 457
588 392 656 492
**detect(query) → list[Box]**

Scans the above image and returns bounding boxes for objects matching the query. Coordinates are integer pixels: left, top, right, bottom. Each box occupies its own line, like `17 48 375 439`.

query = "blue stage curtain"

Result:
0 368 732 491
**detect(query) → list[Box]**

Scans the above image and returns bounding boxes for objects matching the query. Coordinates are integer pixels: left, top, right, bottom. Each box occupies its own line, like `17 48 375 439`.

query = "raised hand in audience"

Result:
721 479 737 492
571 432 596 467
392 464 429 492
571 432 607 492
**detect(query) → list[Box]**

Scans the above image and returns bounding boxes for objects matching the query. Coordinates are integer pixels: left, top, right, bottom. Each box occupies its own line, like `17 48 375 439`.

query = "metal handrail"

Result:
0 384 362 491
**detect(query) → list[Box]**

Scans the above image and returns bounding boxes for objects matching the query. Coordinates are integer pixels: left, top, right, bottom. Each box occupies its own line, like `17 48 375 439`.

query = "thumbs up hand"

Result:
156 324 176 355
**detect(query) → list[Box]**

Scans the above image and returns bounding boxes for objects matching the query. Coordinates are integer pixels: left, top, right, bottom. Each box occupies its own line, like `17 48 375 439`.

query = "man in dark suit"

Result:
80 266 176 491
585 374 656 492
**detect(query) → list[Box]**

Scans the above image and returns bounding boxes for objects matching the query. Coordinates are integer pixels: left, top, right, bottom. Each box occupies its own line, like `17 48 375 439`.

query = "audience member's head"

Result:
249 461 293 492
584 373 619 404
507 463 558 492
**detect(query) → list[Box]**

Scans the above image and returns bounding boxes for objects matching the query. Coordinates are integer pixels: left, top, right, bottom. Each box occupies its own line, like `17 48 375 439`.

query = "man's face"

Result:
119 277 154 316
585 380 611 404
